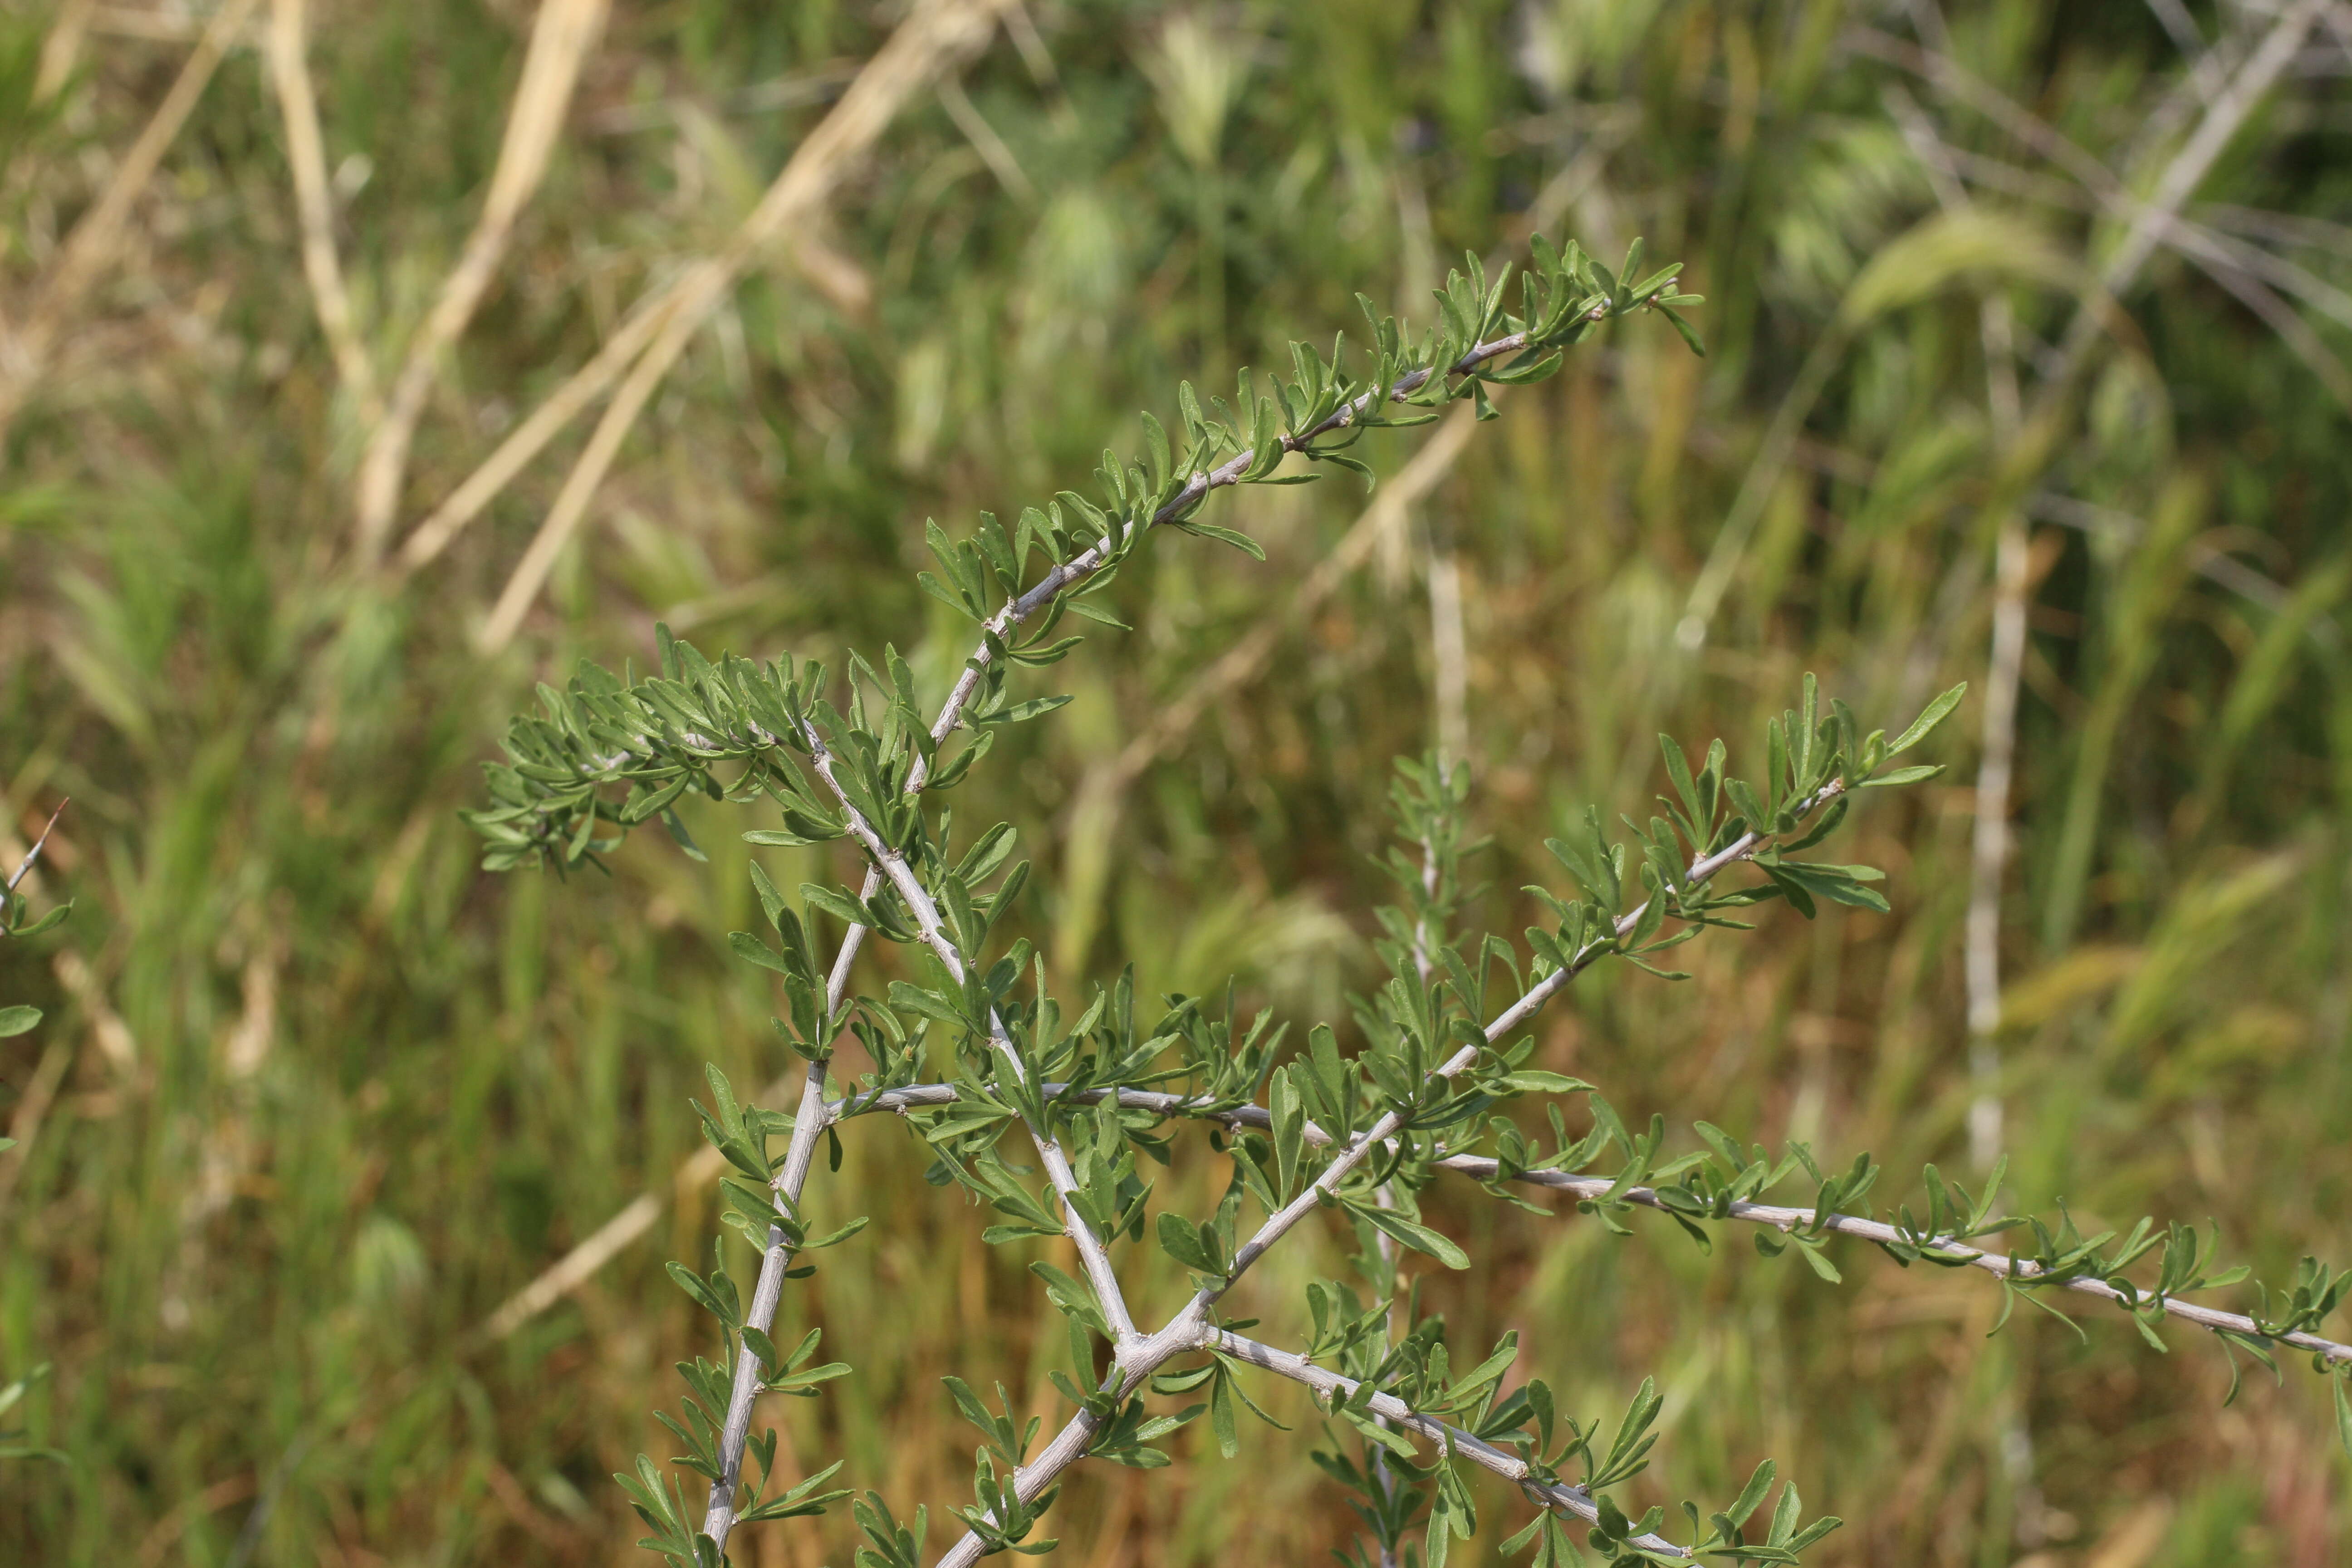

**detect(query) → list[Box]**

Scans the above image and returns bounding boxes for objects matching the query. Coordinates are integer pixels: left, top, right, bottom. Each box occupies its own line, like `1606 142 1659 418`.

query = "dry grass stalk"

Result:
33 0 98 104
469 0 1014 653
389 265 683 576
78 4 267 47
266 0 380 423
348 0 612 562
0 0 263 446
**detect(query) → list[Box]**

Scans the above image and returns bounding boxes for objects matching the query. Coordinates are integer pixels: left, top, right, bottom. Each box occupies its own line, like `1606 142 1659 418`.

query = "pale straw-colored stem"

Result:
348 0 611 561
452 0 1013 643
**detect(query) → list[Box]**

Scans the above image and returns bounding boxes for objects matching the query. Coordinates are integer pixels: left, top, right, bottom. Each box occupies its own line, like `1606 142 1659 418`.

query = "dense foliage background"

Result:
2 0 2348 1563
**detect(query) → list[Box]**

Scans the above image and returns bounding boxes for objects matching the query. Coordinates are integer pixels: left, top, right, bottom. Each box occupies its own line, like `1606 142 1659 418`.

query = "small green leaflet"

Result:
1886 682 1966 755
1347 1198 1470 1269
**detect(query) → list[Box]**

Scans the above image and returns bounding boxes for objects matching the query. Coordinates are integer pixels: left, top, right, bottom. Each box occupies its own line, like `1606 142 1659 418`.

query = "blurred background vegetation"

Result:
2 0 2348 1563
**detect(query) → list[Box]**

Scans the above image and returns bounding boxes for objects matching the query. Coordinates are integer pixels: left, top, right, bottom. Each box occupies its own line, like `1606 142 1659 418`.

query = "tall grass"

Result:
1 2 2347 1564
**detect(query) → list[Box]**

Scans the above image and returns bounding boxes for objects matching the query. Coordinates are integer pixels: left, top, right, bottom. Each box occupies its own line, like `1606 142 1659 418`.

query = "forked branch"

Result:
467 219 2348 1568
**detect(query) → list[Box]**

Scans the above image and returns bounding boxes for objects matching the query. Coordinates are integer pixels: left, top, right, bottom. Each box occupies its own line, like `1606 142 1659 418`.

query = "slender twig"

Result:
1426 541 1468 769
0 1039 71 1214
32 0 95 105
7 798 67 894
389 267 686 574
1207 788 1822 1305
809 1076 2352 1372
799 730 1140 1343
1885 79 2027 1174
1874 46 2352 397
1373 829 1450 1568
2063 0 2328 363
1964 500 2029 1171
472 1190 667 1342
393 1 1003 582
696 967 857 1548
1111 402 1483 792
1451 1158 2352 1367
1052 146 1609 985
936 74 1035 203
1209 1332 1689 1557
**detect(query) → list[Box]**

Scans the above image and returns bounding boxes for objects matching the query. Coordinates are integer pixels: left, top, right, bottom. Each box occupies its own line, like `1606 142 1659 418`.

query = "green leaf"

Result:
1769 862 1891 914
1723 1459 1776 1531
728 931 794 977
0 1005 40 1038
666 1262 740 1331
979 696 1075 727
1492 1071 1596 1095
1180 523 1267 561
1349 1199 1470 1269
803 1215 871 1251
654 804 706 862
1270 1066 1305 1201
1858 764 1942 789
1886 683 1967 755
1156 1212 1220 1274
2337 1370 2352 1463
1065 598 1132 630
1654 301 1707 357
1759 865 1815 919
802 882 876 929
917 570 977 619
1794 1239 1843 1284
889 980 980 1033
10 903 70 939
748 862 790 930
